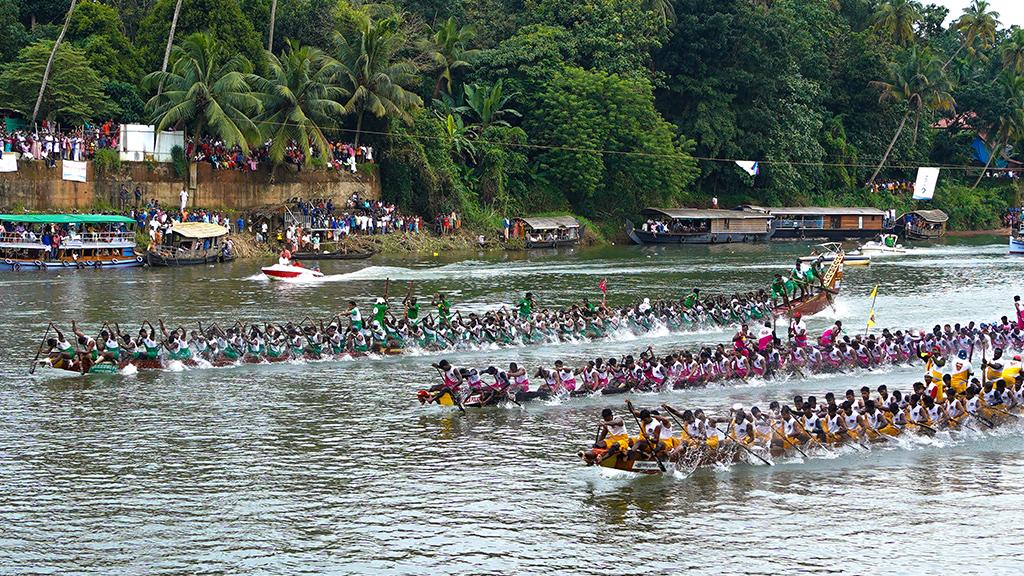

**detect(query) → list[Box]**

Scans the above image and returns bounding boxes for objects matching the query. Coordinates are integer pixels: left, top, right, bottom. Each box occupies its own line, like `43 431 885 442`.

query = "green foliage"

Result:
523 0 667 78
18 0 69 27
136 0 264 71
333 11 423 146
527 66 698 220
931 182 1014 230
0 40 110 124
66 1 143 84
104 81 146 123
0 0 29 63
248 40 348 166
92 148 121 173
171 145 187 178
143 33 261 152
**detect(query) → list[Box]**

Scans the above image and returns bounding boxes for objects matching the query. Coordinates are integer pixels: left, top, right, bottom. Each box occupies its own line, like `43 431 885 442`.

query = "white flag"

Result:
913 167 940 200
735 160 760 176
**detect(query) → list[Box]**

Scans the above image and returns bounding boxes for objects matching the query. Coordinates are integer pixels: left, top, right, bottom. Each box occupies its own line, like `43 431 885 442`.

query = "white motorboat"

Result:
1011 228 1024 255
799 242 871 266
856 234 908 255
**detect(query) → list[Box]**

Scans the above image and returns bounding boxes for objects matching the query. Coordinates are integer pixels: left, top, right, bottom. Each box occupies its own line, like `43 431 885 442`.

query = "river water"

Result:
2 237 1024 575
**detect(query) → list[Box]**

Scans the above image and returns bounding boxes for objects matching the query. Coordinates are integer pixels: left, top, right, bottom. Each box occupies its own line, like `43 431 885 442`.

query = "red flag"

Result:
598 279 607 294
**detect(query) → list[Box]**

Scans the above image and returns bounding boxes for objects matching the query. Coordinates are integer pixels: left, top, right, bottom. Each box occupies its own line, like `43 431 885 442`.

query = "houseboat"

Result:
743 206 888 240
145 222 234 267
897 209 948 240
627 208 774 245
513 216 582 248
0 214 142 270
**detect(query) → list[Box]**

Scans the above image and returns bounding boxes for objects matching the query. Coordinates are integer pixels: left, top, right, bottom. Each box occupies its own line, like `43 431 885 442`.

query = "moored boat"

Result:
897 209 948 240
0 214 142 271
628 208 774 245
145 222 234 266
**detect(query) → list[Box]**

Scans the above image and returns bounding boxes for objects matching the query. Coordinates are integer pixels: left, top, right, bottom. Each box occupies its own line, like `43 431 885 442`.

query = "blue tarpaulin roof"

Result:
972 136 1008 169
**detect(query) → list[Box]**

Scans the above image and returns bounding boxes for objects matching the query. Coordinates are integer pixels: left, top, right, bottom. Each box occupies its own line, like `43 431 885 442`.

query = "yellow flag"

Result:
866 285 878 328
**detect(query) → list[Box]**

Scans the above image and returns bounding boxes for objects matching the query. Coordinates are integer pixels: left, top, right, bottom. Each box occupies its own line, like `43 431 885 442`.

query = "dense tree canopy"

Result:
1 0 1023 230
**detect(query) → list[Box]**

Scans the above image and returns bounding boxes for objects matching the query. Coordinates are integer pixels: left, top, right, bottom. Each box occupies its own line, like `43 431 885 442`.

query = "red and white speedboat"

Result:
261 262 324 281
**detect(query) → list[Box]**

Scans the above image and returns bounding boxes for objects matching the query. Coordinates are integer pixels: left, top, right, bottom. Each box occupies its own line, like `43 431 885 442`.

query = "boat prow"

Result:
1010 232 1024 255
261 263 325 281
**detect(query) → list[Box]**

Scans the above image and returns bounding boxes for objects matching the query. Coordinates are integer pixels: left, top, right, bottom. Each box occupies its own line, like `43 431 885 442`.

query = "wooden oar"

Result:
908 420 937 434
769 421 809 458
625 400 666 472
987 405 1019 420
28 322 54 374
714 425 773 466
971 412 995 428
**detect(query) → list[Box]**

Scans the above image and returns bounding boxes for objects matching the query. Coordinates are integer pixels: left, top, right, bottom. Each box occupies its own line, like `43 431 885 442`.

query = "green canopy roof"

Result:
0 214 135 225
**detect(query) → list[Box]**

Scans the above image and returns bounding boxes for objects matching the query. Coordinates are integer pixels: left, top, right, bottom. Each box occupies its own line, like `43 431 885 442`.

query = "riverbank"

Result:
945 227 1011 237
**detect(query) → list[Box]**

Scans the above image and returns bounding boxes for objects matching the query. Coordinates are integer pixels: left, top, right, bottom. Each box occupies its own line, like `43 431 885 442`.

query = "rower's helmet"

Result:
958 350 968 360
376 297 385 304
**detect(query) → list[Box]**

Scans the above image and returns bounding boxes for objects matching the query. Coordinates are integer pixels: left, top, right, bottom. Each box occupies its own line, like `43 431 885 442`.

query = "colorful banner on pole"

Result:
912 167 940 200
0 155 17 173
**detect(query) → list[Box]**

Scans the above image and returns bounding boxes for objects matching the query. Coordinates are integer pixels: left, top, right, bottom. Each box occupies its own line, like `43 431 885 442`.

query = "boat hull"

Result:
628 229 773 245
0 256 143 271
146 251 235 267
771 228 881 240
261 264 324 280
1011 236 1024 255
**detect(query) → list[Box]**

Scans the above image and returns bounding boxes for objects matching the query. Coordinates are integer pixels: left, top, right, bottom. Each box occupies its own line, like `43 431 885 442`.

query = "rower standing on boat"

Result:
347 301 363 332
517 292 536 319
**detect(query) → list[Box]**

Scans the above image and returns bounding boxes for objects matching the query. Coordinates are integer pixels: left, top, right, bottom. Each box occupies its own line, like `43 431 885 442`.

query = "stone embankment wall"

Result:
0 160 380 210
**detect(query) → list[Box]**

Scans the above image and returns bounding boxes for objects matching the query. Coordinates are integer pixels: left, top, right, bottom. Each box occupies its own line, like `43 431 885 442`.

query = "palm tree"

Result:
461 80 521 130
267 0 277 52
419 17 478 100
248 41 349 167
158 0 184 97
31 0 77 124
867 48 956 184
143 33 261 152
871 0 922 47
944 0 1001 69
973 72 1024 187
334 13 422 148
1002 27 1024 74
645 0 676 25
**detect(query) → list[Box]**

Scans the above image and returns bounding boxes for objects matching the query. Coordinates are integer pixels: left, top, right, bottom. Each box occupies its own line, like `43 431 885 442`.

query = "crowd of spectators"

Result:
0 119 375 176
258 194 424 250
867 180 915 194
0 120 120 164
187 136 375 173
436 211 462 235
